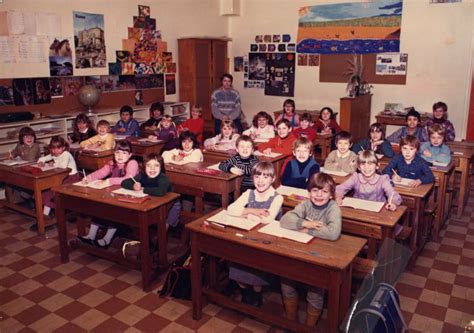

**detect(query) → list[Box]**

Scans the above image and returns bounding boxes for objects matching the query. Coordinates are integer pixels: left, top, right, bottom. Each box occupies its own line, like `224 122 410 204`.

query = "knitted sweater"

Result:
80 133 115 150
11 143 41 161
313 119 342 134
425 118 455 142
218 154 259 188
382 154 435 184
419 142 452 165
162 148 203 164
280 200 341 241
111 119 140 137
352 138 394 158
38 151 77 175
257 134 296 157
121 172 172 196
88 160 139 185
387 126 428 144
293 126 317 142
281 158 320 189
211 87 241 121
323 150 357 174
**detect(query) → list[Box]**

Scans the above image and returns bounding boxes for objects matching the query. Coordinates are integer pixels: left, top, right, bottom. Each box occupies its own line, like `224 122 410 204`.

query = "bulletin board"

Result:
319 54 407 85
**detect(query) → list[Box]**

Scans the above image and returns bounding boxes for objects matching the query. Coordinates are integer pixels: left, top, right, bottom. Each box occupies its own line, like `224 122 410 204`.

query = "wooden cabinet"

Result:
178 38 228 136
339 94 372 143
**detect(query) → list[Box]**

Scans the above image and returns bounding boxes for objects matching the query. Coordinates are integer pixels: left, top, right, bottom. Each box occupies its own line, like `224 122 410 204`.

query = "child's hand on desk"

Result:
422 150 432 158
245 208 270 219
393 174 402 183
38 161 45 167
133 182 142 191
386 202 397 211
263 148 272 155
408 179 421 188
148 135 158 140
230 167 244 175
117 127 126 133
302 219 323 230
335 196 343 206
47 160 54 166
82 176 91 184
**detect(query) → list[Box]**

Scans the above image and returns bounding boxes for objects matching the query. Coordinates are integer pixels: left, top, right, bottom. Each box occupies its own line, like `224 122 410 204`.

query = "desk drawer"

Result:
400 195 416 209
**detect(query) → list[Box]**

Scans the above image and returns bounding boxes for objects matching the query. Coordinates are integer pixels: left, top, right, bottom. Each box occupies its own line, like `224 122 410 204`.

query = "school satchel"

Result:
158 250 206 300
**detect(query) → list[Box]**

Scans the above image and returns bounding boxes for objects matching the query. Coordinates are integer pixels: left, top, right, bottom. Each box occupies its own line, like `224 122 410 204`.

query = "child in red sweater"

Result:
293 113 317 141
258 119 296 157
313 107 342 135
178 105 205 145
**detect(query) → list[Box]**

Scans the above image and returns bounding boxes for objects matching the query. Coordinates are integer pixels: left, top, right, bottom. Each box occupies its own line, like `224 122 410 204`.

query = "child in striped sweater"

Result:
218 135 259 192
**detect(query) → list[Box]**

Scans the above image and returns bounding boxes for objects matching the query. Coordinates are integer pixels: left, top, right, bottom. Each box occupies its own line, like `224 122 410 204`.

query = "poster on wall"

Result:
165 74 176 95
297 1 403 54
32 78 51 104
248 53 266 81
49 37 73 76
376 53 407 75
264 53 295 97
73 11 107 68
12 78 34 105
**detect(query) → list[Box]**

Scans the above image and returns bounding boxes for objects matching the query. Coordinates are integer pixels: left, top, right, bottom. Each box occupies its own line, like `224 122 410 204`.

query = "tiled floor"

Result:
1 182 473 332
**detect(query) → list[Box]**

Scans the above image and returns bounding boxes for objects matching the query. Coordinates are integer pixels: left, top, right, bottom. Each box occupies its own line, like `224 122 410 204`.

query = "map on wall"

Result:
297 1 403 54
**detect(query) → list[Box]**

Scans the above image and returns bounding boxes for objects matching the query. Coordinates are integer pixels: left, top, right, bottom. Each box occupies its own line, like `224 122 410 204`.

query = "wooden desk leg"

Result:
33 183 45 235
195 196 204 215
191 233 203 320
327 271 341 333
339 266 352 320
157 205 169 270
409 200 421 265
139 214 151 291
55 194 69 263
367 238 377 259
433 174 448 241
457 159 468 216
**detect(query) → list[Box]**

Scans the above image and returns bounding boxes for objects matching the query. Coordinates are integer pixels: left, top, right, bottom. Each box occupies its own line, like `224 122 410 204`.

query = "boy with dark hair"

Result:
112 105 140 137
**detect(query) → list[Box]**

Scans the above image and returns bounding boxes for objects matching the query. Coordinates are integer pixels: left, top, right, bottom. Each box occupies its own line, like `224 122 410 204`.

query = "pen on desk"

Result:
388 192 394 206
392 168 399 177
131 176 138 184
82 169 86 178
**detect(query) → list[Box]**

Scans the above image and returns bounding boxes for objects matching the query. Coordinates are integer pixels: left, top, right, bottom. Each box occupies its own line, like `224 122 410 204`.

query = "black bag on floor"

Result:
159 250 203 300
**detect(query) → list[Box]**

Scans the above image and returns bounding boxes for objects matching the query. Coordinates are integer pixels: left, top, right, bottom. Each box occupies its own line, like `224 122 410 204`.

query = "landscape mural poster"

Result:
73 11 107 68
297 1 403 54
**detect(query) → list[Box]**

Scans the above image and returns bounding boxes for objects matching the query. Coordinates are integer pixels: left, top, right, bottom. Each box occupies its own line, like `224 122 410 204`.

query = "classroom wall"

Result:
228 0 473 138
0 0 228 102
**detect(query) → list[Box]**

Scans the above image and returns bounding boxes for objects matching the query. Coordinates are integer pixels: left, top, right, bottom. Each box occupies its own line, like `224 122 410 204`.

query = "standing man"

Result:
211 73 243 134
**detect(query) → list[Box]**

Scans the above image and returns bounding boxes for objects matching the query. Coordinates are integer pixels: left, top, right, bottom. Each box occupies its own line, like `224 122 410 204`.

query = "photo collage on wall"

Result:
243 34 295 96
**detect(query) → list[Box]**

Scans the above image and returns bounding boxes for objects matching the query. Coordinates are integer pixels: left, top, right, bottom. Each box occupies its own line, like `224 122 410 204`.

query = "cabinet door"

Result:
194 41 212 120
212 40 228 90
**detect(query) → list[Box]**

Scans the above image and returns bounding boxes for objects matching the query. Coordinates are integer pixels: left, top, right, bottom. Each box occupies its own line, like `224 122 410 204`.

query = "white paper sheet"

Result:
276 185 309 198
393 177 413 187
254 151 282 158
258 222 313 243
341 197 384 212
0 36 16 63
0 157 31 166
320 167 349 177
73 179 110 189
112 188 149 198
207 210 261 231
207 163 220 171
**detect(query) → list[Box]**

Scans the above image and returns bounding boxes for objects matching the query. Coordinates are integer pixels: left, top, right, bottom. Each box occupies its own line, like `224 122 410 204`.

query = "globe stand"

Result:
86 106 96 117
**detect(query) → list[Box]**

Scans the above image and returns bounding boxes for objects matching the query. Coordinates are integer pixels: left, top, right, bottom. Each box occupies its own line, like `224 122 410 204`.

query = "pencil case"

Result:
195 168 221 175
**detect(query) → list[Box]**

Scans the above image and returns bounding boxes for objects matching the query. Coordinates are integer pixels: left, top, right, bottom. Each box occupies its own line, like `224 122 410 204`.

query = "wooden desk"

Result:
187 211 366 333
379 158 454 241
54 184 179 291
282 196 406 260
129 139 165 159
273 109 332 123
0 165 70 235
375 112 430 132
447 141 474 216
202 150 287 186
313 133 333 161
165 162 243 215
73 149 114 171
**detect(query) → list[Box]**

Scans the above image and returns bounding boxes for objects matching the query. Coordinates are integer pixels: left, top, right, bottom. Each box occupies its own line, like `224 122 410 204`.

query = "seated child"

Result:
243 111 275 140
387 108 428 144
383 135 435 188
258 119 296 157
140 102 164 131
227 162 283 306
177 105 205 144
313 107 342 135
78 141 139 248
425 101 455 142
293 113 317 141
219 135 259 193
10 126 41 161
324 131 357 174
122 154 181 228
281 137 320 189
279 173 341 326
37 136 79 223
150 115 178 151
80 120 115 151
275 99 299 128
111 105 140 137
204 120 239 151
162 131 203 164
353 123 394 158
420 124 452 165
335 150 402 211
69 113 97 144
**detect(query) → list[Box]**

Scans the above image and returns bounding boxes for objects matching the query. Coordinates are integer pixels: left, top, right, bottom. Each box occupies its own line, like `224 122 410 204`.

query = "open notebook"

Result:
258 222 314 244
319 167 349 177
341 197 385 212
206 210 261 231
276 185 309 198
73 180 110 189
111 188 149 198
0 157 33 166
432 161 449 167
254 151 282 158
393 177 413 187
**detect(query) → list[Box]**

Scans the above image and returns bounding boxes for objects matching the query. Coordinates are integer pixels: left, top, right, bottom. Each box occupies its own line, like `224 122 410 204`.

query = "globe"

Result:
78 85 100 114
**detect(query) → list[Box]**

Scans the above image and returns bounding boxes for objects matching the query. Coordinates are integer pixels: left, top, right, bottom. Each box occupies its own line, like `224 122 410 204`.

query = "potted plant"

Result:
343 54 364 98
